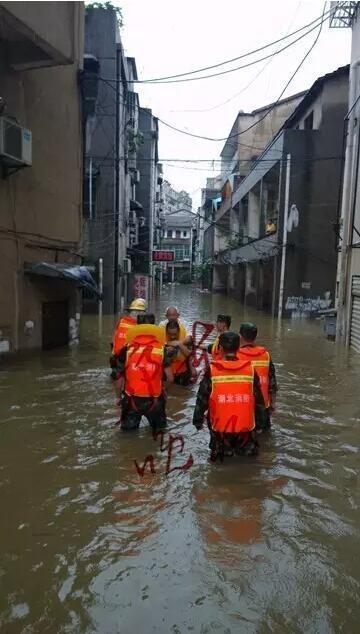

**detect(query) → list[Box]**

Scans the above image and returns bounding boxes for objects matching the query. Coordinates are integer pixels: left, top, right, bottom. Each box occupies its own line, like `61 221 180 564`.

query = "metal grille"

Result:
329 1 358 28
350 276 360 352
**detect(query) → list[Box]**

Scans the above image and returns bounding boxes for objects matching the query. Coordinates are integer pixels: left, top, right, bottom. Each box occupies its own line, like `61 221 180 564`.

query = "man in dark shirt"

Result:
238 322 278 432
165 320 194 386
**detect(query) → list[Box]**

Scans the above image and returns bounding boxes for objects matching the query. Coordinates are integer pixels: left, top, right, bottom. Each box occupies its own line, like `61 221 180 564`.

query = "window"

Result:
173 245 190 261
304 111 314 130
83 172 99 218
167 230 172 238
182 230 188 238
176 230 181 238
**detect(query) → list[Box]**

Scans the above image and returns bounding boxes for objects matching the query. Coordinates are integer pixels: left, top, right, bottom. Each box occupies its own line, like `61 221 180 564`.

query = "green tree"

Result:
86 2 123 27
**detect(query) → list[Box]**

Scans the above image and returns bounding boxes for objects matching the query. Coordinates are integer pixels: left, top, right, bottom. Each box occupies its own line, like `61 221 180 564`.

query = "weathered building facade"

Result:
0 1 85 352
162 211 196 283
331 3 360 352
82 7 140 314
213 66 349 319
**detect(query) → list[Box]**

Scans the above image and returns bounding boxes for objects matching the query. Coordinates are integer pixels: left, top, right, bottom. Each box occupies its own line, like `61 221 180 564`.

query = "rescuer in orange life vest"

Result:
109 298 147 379
237 322 278 432
116 313 173 431
193 331 265 460
165 320 196 386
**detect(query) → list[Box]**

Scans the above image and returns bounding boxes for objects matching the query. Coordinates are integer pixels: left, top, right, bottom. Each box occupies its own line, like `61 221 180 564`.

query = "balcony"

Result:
217 231 279 265
0 1 79 70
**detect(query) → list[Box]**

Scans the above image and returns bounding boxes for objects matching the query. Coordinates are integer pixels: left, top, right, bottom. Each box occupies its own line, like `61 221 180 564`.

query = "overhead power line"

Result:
156 6 326 143
121 8 331 84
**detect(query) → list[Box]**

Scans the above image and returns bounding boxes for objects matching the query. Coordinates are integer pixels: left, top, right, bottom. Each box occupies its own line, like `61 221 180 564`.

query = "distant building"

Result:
198 177 222 289
163 180 192 214
133 108 159 298
162 211 196 283
0 1 86 352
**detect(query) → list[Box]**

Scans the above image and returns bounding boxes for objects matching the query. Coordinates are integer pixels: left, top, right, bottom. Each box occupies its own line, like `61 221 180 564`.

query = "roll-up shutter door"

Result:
350 276 360 353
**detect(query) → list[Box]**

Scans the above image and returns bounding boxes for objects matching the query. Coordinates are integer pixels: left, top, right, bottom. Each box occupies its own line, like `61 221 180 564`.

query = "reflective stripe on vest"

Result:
211 337 221 360
238 347 270 407
209 360 255 433
125 337 164 398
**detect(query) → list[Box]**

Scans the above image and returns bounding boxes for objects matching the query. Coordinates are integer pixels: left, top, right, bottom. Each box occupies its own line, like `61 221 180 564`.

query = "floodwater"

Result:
1 285 360 633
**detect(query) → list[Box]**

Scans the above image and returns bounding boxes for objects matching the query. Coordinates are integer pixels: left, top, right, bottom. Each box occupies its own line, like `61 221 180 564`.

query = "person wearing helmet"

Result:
109 298 147 379
115 313 173 431
237 322 277 432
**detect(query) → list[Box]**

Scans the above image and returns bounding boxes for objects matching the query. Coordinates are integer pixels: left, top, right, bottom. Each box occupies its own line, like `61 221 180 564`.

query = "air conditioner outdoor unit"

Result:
123 257 132 274
0 117 32 167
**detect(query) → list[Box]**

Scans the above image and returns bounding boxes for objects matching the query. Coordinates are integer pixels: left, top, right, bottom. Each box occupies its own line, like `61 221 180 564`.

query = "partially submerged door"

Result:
42 301 69 350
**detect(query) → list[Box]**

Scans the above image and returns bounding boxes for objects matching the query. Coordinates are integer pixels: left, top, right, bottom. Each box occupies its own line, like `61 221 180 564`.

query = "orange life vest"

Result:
112 316 136 356
237 346 270 407
209 358 255 433
125 334 164 398
168 346 188 375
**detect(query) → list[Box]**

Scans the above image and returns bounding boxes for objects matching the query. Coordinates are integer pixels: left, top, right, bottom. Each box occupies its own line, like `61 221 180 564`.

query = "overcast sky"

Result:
116 0 351 208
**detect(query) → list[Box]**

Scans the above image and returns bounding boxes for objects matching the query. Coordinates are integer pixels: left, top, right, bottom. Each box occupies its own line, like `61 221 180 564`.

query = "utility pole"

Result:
278 154 291 319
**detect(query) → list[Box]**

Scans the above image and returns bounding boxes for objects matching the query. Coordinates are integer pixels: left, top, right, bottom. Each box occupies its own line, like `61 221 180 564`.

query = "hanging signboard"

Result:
133 274 150 300
152 250 175 262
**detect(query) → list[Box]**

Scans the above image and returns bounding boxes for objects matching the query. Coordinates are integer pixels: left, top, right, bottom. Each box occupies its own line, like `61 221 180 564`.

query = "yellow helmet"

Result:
128 297 147 311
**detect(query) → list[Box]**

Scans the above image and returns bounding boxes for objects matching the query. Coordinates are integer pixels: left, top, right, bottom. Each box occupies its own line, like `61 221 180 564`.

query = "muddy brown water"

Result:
1 286 359 633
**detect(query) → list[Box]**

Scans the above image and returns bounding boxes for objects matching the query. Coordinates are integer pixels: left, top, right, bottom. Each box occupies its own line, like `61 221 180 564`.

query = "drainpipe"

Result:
189 225 193 281
277 153 291 319
98 257 103 335
89 157 93 220
336 59 360 342
113 47 120 316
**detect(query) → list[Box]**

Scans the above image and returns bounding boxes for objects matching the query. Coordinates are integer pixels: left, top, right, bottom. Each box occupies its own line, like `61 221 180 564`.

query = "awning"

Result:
24 262 102 299
130 199 143 211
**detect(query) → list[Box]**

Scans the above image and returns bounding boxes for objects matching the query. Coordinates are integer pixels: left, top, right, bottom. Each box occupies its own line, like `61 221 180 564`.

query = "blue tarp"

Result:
24 262 102 299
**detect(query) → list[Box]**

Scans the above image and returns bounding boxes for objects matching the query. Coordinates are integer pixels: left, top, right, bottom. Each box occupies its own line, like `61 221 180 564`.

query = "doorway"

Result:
42 301 69 350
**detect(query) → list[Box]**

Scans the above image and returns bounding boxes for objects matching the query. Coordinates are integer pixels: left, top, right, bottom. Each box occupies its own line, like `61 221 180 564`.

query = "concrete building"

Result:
220 92 306 183
132 107 159 299
198 177 222 289
163 180 192 214
82 7 140 314
213 66 349 319
161 211 196 283
331 3 360 352
0 2 86 352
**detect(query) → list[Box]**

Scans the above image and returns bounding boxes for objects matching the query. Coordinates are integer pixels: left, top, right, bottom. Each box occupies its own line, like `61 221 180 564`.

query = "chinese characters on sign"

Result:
133 274 149 300
152 250 175 262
